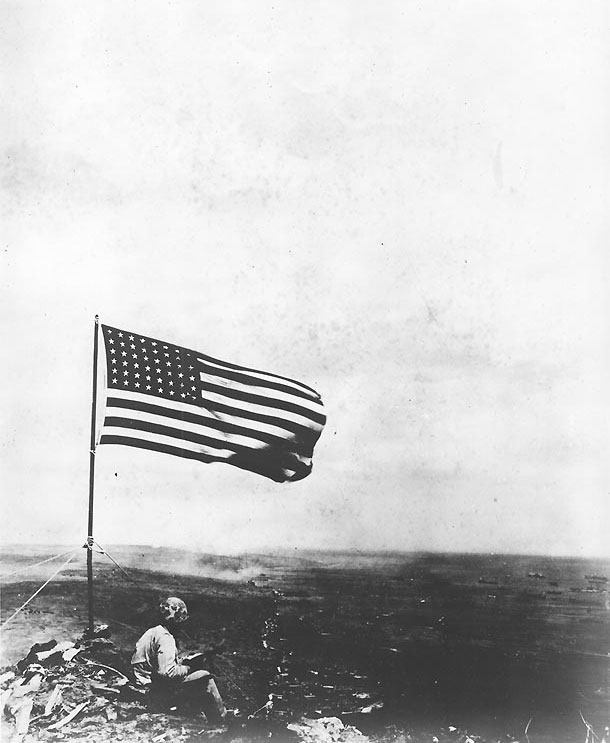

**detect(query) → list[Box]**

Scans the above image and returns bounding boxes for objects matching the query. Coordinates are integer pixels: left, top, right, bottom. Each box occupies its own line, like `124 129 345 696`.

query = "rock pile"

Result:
1 626 148 741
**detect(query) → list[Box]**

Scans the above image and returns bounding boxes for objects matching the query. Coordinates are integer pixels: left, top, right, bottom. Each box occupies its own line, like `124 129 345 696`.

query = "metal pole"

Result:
87 315 100 632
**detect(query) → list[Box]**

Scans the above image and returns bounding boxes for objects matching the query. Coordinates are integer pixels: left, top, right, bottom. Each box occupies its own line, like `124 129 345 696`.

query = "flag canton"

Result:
102 325 200 403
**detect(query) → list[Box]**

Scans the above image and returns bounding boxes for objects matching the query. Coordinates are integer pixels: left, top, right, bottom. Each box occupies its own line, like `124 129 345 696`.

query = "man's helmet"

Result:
159 596 188 624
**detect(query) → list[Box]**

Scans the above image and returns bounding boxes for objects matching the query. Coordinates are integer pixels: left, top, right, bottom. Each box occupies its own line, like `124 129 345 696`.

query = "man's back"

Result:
131 624 188 685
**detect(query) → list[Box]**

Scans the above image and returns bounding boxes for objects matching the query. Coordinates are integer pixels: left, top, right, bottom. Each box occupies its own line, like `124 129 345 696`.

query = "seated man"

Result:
131 596 226 723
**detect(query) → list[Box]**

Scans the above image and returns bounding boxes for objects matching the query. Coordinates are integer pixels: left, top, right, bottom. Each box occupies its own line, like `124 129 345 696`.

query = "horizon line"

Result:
0 542 608 562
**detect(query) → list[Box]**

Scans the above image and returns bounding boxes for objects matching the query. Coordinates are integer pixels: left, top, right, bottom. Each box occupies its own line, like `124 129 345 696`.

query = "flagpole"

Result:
87 314 100 633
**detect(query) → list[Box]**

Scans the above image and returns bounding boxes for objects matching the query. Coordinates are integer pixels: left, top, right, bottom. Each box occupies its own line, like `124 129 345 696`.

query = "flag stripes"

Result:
99 435 307 481
105 394 313 439
198 379 326 423
104 416 269 455
197 357 319 401
99 435 234 462
99 325 325 482
198 368 324 414
196 353 319 396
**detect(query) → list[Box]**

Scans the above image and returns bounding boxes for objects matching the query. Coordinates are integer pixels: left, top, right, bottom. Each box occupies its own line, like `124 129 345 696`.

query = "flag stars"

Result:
145 366 150 371
109 339 114 345
120 342 125 347
121 351 127 357
129 335 134 340
130 344 135 349
122 361 128 366
111 359 117 365
146 385 151 390
135 383 140 388
123 380 129 386
118 332 123 337
110 349 116 355
132 354 137 359
112 379 118 384
158 387 163 393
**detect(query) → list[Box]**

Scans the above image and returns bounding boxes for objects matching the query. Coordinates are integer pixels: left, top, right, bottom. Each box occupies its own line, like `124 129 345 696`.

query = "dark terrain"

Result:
1 546 609 742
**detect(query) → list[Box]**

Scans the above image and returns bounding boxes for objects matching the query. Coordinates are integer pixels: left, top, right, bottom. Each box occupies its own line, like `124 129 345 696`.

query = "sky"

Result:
2 1 609 558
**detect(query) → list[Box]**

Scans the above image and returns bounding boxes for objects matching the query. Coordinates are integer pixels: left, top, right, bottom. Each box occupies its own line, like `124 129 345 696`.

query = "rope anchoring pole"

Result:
94 542 131 580
0 551 78 629
0 547 81 581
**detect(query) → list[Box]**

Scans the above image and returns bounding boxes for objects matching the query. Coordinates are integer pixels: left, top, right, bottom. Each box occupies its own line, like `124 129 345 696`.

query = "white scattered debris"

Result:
47 701 88 731
2 665 46 738
43 685 63 717
356 701 384 714
0 671 15 685
62 647 82 662
287 717 370 743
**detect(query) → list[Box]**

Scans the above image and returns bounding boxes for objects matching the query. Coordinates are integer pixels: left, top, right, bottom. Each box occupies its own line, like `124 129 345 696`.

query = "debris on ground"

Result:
3 621 602 743
287 716 370 743
46 700 88 730
1 625 148 741
2 663 46 739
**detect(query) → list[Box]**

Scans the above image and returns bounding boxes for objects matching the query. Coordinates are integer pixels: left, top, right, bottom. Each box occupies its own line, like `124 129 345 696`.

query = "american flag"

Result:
99 324 326 482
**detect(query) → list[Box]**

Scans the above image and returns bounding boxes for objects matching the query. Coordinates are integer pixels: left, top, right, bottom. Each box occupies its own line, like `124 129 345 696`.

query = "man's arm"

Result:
155 633 189 680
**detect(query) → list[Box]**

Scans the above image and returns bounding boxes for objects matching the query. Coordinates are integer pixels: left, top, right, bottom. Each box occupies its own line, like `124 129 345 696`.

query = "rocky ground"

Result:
1 548 608 742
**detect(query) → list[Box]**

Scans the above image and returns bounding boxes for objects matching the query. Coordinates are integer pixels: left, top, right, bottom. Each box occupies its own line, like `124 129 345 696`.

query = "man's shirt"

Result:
131 624 189 685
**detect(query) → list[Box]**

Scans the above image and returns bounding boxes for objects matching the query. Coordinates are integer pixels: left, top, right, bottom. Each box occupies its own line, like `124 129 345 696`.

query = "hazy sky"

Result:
2 2 608 557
